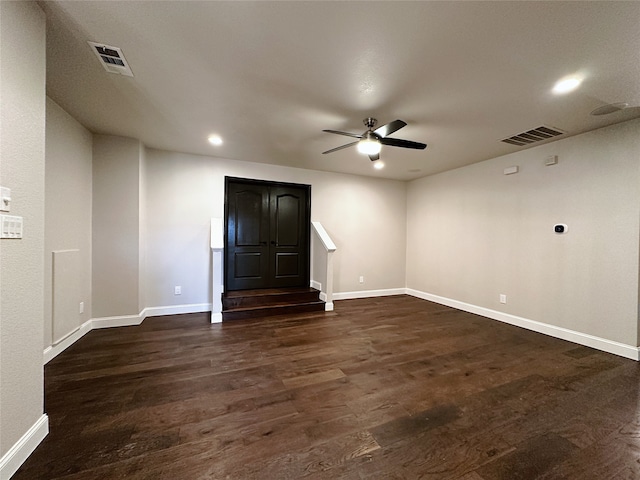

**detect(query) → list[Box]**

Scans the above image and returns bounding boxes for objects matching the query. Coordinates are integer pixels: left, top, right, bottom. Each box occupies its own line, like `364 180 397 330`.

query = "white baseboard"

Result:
310 280 322 291
44 304 213 365
43 319 93 364
333 288 406 301
0 414 48 480
91 313 143 330
143 303 212 318
406 288 640 361
44 292 639 364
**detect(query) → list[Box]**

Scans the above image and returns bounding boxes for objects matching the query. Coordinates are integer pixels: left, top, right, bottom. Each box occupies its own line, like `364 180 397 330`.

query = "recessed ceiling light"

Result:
552 75 583 95
373 161 385 170
208 134 223 146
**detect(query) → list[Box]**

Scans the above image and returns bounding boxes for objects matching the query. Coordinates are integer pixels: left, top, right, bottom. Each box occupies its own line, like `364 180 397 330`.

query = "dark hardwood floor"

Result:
14 295 640 479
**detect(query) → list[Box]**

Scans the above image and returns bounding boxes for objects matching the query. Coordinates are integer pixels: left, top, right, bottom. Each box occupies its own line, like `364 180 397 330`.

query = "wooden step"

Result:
222 287 325 321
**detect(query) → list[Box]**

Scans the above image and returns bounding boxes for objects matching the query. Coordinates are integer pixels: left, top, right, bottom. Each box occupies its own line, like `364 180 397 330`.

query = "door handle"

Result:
260 241 267 245
270 241 276 245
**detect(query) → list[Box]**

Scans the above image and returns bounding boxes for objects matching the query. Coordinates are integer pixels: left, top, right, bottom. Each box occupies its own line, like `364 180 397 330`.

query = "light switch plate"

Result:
0 186 10 212
1 214 23 238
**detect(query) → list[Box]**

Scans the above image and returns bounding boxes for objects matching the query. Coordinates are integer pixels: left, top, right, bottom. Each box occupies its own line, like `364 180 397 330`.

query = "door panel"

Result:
274 194 300 246
235 190 264 246
275 253 299 277
226 182 269 290
225 179 310 291
234 252 262 278
269 186 308 287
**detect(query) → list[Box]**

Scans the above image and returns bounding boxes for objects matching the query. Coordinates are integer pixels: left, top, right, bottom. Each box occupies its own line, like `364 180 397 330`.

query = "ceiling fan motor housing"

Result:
364 117 378 130
361 131 381 142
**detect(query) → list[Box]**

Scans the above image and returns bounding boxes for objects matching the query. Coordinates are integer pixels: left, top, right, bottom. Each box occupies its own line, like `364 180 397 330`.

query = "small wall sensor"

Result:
0 186 10 212
554 224 568 234
545 155 558 166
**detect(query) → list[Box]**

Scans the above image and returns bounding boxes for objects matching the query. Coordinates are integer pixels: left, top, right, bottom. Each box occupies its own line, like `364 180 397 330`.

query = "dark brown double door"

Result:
225 177 311 291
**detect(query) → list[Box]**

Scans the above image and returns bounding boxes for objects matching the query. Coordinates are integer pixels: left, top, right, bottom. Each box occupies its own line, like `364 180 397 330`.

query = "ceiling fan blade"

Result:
374 119 407 138
380 137 427 150
369 153 380 161
322 141 359 155
322 129 363 139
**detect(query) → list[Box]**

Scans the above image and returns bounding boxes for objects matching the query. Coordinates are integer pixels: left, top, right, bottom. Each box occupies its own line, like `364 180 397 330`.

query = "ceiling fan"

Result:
322 117 427 161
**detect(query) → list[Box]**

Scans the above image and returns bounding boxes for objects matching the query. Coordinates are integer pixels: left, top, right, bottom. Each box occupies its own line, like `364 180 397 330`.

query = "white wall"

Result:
407 119 640 348
0 0 48 469
92 135 142 318
44 97 93 347
143 148 407 309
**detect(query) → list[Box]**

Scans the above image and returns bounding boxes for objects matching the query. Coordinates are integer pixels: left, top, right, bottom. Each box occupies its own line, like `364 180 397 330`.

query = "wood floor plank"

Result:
281 367 347 389
475 433 578 480
13 295 640 479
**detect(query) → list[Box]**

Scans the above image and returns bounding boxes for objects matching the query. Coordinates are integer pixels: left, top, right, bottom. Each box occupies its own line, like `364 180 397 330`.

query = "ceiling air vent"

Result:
501 125 564 147
88 41 133 77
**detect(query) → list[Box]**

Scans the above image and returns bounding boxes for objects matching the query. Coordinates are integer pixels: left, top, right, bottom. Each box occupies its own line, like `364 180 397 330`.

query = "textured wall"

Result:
44 98 93 347
407 119 640 346
0 0 47 456
92 135 141 318
142 148 407 309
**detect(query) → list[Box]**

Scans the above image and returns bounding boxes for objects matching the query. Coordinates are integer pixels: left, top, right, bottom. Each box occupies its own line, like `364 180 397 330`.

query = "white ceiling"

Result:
41 1 640 181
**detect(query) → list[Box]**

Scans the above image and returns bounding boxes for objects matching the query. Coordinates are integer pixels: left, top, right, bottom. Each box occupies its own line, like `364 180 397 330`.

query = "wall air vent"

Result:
88 41 133 77
501 125 565 147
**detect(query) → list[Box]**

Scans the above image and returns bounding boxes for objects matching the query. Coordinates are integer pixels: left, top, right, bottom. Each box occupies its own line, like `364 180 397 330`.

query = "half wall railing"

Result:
212 219 336 321
311 221 337 311
210 217 224 323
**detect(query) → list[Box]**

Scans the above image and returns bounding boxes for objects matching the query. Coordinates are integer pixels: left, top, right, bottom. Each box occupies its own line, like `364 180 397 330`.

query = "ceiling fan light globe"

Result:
357 138 381 155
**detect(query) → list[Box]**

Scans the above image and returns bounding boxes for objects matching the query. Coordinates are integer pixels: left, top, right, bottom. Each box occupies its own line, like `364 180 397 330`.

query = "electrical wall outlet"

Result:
79 302 84 314
174 286 182 295
359 276 364 284
499 294 507 304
